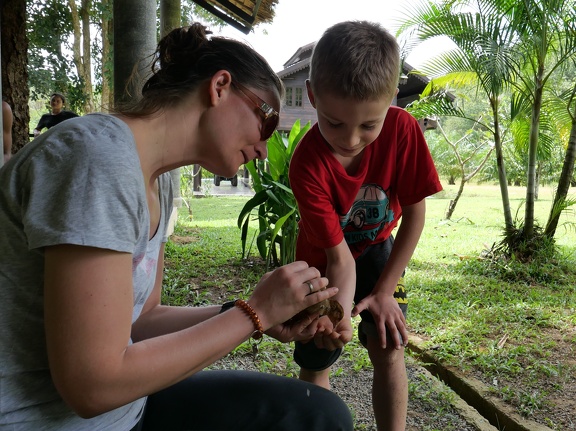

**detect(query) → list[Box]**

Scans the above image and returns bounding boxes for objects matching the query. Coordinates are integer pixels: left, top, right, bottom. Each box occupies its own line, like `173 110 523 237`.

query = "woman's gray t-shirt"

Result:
0 114 173 430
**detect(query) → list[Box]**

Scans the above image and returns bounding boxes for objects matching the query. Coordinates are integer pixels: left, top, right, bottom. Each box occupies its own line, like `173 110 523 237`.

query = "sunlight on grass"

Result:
178 196 249 228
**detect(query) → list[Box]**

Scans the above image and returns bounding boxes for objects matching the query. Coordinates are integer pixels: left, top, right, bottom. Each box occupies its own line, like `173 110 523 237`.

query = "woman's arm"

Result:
44 244 336 418
130 244 222 341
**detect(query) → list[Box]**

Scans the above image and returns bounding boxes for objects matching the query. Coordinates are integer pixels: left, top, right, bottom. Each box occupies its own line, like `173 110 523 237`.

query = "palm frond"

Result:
406 90 465 119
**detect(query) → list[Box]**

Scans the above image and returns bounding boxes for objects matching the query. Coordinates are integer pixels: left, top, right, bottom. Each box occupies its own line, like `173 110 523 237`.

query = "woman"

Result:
0 24 353 431
33 92 79 136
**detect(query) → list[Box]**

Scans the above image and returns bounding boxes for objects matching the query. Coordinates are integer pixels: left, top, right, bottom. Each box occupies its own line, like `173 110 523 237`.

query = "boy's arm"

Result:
352 199 426 350
312 238 356 350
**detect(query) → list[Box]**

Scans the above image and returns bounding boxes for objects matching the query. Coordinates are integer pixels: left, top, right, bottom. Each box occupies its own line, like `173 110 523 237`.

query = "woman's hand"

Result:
265 313 323 343
248 261 338 330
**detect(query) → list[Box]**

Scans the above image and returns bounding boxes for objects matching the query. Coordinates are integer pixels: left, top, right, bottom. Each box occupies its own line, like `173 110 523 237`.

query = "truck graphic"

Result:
340 184 394 245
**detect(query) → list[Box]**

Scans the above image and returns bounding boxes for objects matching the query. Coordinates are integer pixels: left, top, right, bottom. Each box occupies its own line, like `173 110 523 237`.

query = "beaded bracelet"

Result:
234 299 264 340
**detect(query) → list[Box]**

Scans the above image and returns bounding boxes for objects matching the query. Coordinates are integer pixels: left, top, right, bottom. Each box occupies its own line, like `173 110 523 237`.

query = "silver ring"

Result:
306 280 314 294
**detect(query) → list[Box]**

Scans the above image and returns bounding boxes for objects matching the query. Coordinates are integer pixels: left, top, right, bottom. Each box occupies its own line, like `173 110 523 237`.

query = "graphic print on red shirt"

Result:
289 106 443 273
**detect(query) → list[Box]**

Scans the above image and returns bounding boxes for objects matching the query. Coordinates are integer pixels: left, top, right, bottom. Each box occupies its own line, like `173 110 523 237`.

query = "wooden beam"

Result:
193 0 253 34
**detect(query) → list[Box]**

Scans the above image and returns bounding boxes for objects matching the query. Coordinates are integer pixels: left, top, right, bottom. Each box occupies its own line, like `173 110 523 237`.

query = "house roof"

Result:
193 0 279 34
277 57 310 78
397 62 431 101
282 42 315 68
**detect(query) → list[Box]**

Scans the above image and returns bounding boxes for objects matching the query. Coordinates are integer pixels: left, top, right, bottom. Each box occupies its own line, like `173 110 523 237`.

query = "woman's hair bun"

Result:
157 23 213 70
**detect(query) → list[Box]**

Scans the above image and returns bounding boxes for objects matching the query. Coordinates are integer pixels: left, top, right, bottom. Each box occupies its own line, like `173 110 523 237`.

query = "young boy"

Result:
288 21 442 430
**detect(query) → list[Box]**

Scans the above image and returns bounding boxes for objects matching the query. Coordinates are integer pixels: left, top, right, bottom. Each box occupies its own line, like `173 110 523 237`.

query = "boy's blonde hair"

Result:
309 21 400 102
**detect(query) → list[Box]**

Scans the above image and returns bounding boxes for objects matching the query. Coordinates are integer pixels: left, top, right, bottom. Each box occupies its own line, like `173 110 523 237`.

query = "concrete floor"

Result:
193 178 255 197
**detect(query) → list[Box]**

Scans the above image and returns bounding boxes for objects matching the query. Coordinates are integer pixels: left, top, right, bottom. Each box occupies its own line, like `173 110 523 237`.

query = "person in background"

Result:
2 100 12 164
33 92 79 136
0 23 353 431
288 21 443 431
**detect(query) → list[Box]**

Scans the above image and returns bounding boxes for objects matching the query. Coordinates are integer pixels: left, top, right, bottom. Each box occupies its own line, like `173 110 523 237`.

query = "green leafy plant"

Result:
238 120 311 268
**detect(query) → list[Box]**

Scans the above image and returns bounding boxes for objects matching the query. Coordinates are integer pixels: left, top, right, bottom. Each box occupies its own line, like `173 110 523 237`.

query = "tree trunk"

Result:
193 166 202 191
68 0 95 113
445 176 465 220
161 0 184 209
524 68 544 238
545 110 576 238
113 0 156 108
80 0 94 112
1 0 29 154
100 0 113 111
535 164 540 201
490 98 513 230
161 0 181 36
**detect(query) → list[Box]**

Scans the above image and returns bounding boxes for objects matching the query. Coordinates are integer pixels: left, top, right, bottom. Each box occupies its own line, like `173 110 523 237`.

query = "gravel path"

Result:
332 361 479 431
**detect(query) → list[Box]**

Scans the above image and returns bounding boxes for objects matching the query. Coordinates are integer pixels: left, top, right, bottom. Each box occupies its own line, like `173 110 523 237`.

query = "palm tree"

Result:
506 0 576 238
544 79 576 237
397 0 519 230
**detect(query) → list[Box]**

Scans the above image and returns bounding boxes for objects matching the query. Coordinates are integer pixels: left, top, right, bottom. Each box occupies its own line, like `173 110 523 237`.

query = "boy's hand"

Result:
352 294 408 350
311 316 353 351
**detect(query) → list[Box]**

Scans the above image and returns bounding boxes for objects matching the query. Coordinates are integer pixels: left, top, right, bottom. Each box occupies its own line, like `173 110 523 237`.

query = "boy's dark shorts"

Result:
294 236 408 371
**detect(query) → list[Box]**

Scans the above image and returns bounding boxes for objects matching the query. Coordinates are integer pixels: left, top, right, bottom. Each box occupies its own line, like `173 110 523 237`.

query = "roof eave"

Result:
194 0 277 34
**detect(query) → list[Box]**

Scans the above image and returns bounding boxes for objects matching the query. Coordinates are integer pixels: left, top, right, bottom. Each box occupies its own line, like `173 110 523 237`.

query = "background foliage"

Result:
238 120 311 268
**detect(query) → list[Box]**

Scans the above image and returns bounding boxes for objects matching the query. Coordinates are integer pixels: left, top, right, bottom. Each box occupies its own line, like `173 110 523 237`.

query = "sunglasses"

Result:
232 82 280 141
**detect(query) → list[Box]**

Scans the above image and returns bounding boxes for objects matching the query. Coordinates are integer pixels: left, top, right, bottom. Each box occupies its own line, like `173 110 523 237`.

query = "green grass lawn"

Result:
166 184 576 430
408 185 576 427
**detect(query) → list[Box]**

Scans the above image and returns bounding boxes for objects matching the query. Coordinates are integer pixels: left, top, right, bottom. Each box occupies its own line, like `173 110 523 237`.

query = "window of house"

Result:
285 87 293 107
295 88 303 107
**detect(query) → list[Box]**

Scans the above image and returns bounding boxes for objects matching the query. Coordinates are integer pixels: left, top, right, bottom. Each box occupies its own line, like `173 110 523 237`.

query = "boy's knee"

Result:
358 320 406 349
294 340 342 371
367 337 405 366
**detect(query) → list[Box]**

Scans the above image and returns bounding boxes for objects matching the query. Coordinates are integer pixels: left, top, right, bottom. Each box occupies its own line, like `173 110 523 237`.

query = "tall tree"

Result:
113 0 156 107
99 0 113 111
27 0 79 111
27 0 113 113
1 0 29 153
507 0 576 238
68 0 95 113
397 0 519 230
160 0 184 210
544 76 576 237
161 0 181 37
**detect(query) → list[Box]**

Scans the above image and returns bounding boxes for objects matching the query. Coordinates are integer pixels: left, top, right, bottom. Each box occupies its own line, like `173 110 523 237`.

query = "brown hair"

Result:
119 23 283 117
309 21 400 102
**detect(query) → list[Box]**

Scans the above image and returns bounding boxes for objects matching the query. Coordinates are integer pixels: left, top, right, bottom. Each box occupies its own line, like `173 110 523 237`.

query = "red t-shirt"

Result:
289 106 442 273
